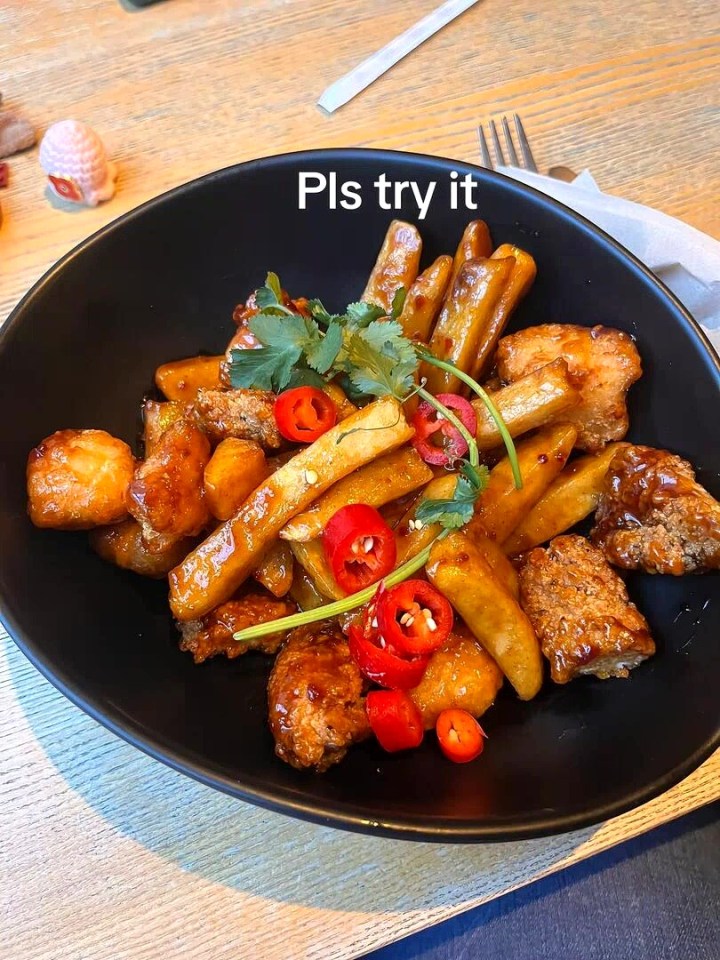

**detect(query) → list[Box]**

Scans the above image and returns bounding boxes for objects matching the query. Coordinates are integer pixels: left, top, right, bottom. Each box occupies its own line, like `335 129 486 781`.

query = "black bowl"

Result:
1 150 718 841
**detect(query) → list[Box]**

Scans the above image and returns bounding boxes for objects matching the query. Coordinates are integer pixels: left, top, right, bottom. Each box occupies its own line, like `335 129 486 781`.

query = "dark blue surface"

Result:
366 804 720 960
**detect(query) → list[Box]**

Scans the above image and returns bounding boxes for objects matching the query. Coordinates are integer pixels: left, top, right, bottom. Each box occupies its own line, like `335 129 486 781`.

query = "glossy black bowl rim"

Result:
3 147 719 842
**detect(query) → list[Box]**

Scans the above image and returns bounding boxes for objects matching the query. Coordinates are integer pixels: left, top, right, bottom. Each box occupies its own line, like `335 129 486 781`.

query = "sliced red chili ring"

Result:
376 579 453 656
436 709 487 763
322 504 397 595
348 624 429 690
411 393 477 466
274 386 337 443
366 690 425 752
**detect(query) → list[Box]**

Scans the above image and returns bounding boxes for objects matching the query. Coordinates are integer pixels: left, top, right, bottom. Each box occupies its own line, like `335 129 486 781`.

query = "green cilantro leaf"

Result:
249 311 318 351
339 321 418 399
306 298 343 327
305 321 343 374
345 301 387 328
228 345 299 392
359 319 416 364
266 271 283 301
286 367 326 389
414 496 473 530
390 286 407 321
254 272 295 315
459 460 489 494
415 463 490 530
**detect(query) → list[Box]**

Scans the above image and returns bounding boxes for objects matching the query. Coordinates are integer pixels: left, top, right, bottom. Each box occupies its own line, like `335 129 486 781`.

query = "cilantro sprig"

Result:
230 275 416 398
415 462 490 530
229 271 520 488
228 271 521 645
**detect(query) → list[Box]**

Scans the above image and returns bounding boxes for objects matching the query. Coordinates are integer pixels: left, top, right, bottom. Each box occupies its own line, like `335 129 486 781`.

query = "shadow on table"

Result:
6 638 692 917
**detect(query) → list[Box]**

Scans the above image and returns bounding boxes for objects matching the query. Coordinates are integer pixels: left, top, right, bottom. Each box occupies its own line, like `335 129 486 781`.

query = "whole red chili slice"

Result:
274 386 337 443
376 579 453 656
366 690 425 752
348 624 429 690
436 709 486 763
411 393 477 466
322 504 397 594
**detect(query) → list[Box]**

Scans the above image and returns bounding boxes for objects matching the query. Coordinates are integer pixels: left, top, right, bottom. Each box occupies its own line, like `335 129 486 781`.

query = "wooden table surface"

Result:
1 2 718 958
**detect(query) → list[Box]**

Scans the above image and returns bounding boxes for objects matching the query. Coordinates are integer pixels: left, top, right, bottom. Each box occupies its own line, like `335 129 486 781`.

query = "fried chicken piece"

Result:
591 444 720 574
27 429 134 530
178 592 296 663
268 623 370 772
127 418 211 549
409 625 503 729
495 324 641 452
193 388 282 449
90 519 195 578
519 535 654 683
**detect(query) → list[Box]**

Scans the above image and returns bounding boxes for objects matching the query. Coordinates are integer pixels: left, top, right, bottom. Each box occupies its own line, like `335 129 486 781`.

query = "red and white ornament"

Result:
39 120 117 206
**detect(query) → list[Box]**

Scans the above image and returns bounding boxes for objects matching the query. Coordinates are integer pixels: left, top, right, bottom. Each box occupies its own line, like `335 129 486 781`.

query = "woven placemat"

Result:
2 625 717 960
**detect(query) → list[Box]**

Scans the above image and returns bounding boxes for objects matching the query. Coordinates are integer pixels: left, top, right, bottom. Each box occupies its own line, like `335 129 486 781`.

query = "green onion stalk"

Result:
233 530 449 644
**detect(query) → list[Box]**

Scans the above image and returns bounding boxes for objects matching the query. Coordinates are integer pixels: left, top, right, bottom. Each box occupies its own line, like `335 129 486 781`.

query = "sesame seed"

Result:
426 618 438 632
371 617 378 628
305 469 318 484
408 519 416 531
400 613 414 627
363 537 374 553
414 518 424 530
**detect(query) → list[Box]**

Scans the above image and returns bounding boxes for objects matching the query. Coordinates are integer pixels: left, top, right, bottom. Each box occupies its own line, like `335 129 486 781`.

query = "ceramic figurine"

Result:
39 120 117 206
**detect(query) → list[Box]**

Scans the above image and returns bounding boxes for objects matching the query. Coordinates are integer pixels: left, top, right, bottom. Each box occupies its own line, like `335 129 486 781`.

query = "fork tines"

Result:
478 114 538 172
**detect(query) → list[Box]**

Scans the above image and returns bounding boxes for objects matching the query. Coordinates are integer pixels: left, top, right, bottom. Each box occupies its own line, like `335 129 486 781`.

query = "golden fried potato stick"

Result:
394 474 457 564
323 382 358 421
420 258 514 395
280 447 432 542
253 540 295 597
288 567 329 612
472 531 520 599
398 255 453 341
447 220 493 291
427 531 543 700
289 539 344 601
466 423 578 546
470 245 537 382
472 358 581 450
169 397 413 620
155 355 223 402
503 442 629 555
361 220 422 312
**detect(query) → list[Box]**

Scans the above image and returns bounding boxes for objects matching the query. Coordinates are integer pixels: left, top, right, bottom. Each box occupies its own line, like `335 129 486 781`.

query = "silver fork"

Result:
478 114 577 182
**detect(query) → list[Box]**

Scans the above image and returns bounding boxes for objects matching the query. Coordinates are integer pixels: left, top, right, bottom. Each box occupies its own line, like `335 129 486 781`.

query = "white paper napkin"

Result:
496 166 720 357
